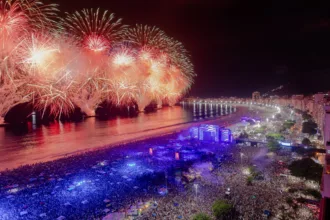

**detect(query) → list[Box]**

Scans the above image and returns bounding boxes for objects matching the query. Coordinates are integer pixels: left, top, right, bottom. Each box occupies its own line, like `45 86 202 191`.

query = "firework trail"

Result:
0 0 58 121
124 24 168 50
123 25 195 110
0 3 195 120
16 33 80 118
59 8 128 116
61 8 126 52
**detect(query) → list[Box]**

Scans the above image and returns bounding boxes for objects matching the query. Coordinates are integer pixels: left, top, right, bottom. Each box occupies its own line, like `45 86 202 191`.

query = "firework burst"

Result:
124 24 168 50
0 0 27 36
0 2 195 119
61 8 126 52
19 33 60 75
0 0 58 33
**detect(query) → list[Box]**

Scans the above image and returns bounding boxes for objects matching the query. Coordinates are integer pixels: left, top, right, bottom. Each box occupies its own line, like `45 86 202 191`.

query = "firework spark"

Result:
0 2 195 119
0 0 58 33
113 48 135 66
20 33 60 74
61 8 126 52
125 24 169 49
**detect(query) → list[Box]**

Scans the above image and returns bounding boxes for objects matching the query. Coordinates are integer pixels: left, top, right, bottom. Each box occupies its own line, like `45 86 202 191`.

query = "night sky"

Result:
54 0 330 98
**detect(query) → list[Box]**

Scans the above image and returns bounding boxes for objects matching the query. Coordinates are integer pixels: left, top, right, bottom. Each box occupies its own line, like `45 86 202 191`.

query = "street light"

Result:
240 153 244 164
194 184 198 200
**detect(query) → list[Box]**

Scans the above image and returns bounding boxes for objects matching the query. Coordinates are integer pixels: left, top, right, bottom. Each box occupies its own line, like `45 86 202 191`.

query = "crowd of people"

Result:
0 134 175 219
0 128 319 219
138 145 319 220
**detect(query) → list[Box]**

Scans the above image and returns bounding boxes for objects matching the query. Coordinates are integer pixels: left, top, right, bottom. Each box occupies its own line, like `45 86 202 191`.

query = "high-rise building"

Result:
291 94 304 109
320 106 330 220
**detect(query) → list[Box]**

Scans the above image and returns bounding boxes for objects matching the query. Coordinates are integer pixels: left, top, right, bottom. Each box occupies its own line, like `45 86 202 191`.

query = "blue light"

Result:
76 180 86 186
279 141 291 147
1 124 251 219
198 124 220 142
158 187 168 196
127 162 136 167
220 129 232 143
68 186 75 191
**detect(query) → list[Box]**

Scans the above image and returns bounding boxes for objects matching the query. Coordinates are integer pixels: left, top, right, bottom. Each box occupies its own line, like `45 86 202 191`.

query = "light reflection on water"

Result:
0 105 237 170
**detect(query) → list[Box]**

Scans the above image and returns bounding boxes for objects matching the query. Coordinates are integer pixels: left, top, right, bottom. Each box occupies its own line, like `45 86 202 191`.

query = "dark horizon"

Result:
53 0 330 98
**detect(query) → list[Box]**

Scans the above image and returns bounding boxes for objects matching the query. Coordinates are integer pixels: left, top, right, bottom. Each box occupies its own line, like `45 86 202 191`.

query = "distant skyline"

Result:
55 0 330 97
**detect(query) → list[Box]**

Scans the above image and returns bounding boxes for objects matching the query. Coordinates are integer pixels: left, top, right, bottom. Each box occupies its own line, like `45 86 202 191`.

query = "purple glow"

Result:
220 129 232 143
199 124 220 142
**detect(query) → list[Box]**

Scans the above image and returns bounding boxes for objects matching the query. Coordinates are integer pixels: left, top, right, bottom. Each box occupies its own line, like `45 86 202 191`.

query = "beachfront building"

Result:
252 91 261 101
320 105 330 220
291 94 304 110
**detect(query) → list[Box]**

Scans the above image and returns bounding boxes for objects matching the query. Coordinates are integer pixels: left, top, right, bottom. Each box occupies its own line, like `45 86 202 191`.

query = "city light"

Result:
127 162 136 167
0 1 327 220
242 167 250 175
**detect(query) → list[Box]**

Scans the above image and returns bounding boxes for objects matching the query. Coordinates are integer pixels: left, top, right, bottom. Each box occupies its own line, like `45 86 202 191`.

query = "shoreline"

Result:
0 105 274 172
0 106 294 220
0 114 237 173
